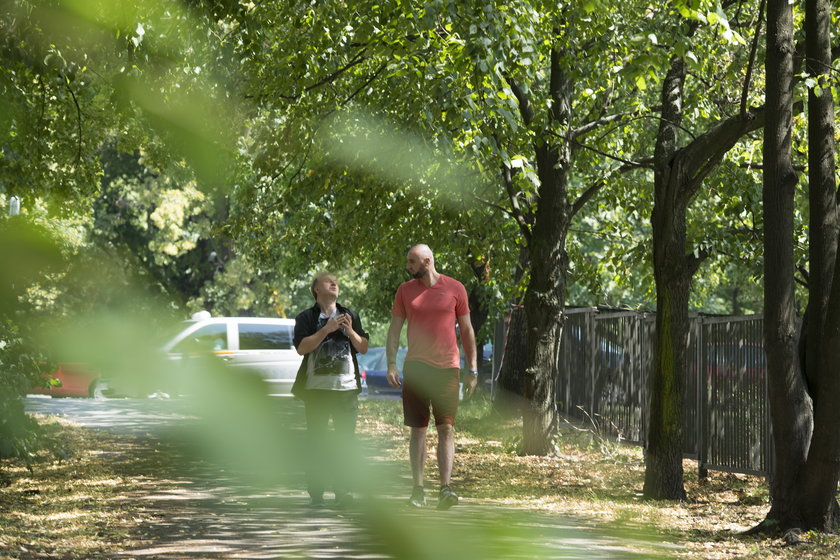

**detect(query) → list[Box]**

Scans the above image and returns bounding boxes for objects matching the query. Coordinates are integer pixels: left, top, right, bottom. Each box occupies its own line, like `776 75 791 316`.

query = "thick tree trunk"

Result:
522 295 564 455
803 0 837 397
520 47 573 456
645 246 691 500
467 286 489 343
794 0 840 531
521 157 569 454
761 0 813 531
643 34 769 501
644 55 689 501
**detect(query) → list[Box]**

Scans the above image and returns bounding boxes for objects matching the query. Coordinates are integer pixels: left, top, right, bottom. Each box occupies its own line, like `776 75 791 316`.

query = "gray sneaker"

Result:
408 485 426 508
437 485 458 510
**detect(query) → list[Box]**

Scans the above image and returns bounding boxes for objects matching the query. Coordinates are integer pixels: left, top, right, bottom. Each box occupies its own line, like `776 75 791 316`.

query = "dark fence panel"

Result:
557 309 595 418
697 316 769 475
548 308 770 477
683 318 702 460
591 312 648 444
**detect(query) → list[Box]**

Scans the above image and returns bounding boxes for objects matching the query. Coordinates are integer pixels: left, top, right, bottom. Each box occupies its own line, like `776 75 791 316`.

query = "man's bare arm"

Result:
386 315 405 387
457 313 478 397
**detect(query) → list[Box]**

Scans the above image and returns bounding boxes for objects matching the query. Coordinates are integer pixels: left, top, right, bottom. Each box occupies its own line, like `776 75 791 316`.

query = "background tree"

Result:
0 0 246 460
758 0 840 533
795 0 840 529
225 0 663 453
639 1 770 500
761 0 811 532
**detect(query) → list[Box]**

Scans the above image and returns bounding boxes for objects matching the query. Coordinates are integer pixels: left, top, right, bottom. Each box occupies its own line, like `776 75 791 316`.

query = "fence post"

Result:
491 318 508 399
696 315 708 479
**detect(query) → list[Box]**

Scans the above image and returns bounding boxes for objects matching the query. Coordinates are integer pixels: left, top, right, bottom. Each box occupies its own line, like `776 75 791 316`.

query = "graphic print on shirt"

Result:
310 315 352 376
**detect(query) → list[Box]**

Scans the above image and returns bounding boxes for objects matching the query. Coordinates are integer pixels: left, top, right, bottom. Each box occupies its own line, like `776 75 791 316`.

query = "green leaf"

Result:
635 75 646 90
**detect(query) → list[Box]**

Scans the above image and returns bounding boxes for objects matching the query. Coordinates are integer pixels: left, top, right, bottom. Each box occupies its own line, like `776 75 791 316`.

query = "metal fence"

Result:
497 307 772 478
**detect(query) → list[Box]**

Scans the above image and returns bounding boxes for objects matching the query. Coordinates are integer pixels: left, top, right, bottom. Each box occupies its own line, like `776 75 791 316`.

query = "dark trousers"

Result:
303 390 358 498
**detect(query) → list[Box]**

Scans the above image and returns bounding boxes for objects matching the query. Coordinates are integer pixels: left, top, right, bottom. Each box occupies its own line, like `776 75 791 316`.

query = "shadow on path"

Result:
25 397 678 559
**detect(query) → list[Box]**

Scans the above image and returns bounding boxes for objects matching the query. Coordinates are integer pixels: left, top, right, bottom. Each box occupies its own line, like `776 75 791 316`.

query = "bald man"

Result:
386 244 477 509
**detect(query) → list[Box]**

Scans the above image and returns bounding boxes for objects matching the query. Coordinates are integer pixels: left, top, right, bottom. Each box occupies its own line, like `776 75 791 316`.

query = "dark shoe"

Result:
309 494 325 507
408 485 426 508
437 485 458 510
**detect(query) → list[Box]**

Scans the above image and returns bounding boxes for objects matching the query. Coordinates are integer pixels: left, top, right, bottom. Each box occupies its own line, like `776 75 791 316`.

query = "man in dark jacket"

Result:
292 272 368 506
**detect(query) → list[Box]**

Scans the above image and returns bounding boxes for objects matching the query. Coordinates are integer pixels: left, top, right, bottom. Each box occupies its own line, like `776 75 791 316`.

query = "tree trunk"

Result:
644 55 690 501
520 46 573 456
760 0 813 531
522 232 566 454
802 0 837 399
643 22 770 501
467 287 488 343
521 154 569 454
793 0 840 531
731 287 742 315
645 248 691 500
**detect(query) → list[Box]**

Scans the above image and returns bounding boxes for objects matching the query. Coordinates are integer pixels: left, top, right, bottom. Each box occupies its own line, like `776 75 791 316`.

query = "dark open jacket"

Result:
291 302 369 398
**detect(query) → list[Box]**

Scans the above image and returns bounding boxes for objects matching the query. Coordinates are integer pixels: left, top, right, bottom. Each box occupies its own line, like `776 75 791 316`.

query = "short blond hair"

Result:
310 271 334 299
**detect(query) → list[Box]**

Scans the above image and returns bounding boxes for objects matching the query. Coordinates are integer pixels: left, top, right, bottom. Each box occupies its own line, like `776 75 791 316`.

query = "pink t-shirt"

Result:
391 274 470 370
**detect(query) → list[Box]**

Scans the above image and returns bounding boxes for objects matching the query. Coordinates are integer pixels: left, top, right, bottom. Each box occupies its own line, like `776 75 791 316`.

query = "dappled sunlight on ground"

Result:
362 398 838 559
6 396 840 559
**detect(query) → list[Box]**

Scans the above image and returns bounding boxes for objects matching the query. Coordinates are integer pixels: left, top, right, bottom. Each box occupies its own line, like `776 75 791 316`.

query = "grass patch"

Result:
358 395 839 559
0 416 153 559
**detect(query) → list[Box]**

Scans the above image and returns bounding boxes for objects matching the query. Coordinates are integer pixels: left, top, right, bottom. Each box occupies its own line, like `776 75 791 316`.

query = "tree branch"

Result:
740 0 766 115
548 47 568 124
681 100 803 200
570 138 655 170
500 164 532 242
686 248 710 277
505 75 534 126
572 110 637 139
571 178 604 218
304 48 369 93
268 48 372 101
736 161 806 172
62 74 83 164
795 266 810 289
569 157 654 218
340 62 388 107
471 193 518 218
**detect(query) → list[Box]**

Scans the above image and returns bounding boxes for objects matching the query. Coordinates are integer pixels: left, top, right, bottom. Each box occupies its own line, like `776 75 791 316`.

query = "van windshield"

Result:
239 323 293 350
172 323 228 353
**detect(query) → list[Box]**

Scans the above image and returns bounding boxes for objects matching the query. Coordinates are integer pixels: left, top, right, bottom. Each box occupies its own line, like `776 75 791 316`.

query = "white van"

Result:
163 316 302 396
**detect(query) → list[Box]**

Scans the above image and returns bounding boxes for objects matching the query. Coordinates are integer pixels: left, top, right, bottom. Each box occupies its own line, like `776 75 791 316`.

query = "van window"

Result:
173 324 228 353
238 323 293 350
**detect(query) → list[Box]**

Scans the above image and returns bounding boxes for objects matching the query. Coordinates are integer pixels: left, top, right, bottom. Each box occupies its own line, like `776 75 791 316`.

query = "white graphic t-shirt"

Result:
305 311 356 390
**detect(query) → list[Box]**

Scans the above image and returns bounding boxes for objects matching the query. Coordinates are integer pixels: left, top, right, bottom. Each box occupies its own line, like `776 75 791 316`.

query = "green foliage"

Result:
225 0 661 338
1 0 253 466
0 0 817 473
0 216 65 462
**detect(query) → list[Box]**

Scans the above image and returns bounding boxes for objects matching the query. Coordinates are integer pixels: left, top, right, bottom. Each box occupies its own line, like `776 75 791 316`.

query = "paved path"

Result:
25 396 679 559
